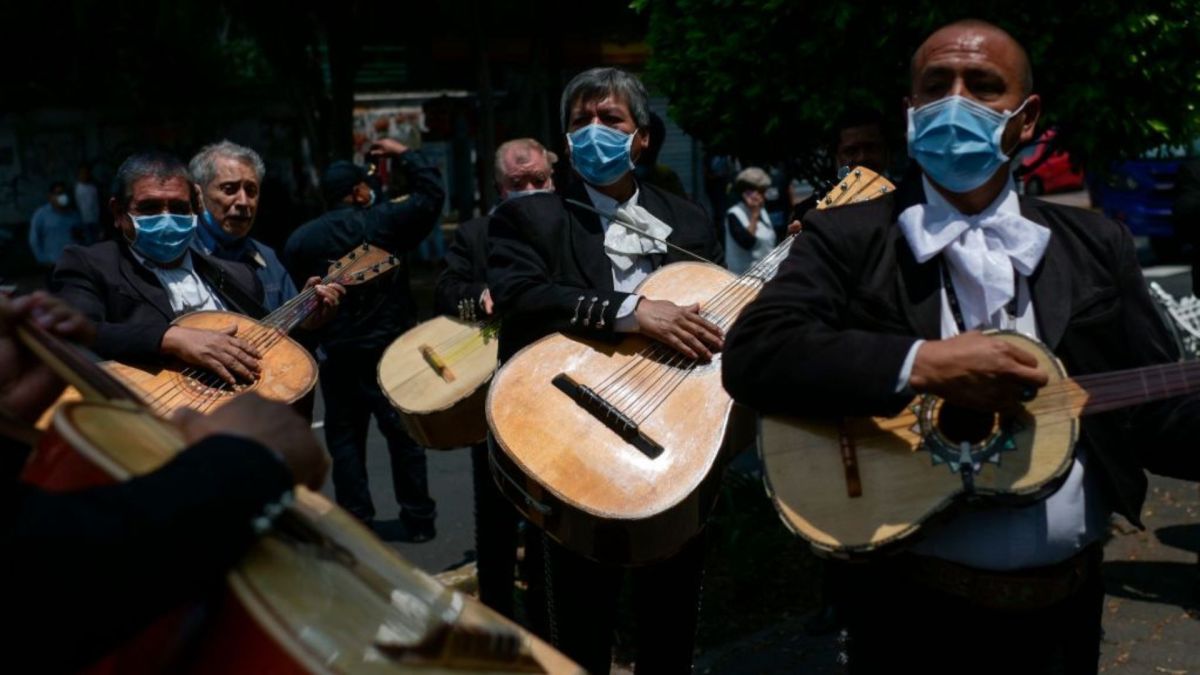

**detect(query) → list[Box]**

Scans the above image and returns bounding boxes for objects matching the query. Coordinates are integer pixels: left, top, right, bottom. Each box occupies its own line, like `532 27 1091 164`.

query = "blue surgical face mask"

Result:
129 212 196 264
906 95 1029 193
504 187 553 201
567 123 635 186
198 209 239 248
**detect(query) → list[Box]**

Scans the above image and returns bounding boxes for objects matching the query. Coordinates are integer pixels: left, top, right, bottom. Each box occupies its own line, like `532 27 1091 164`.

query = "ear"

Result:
108 196 124 223
191 182 204 213
1015 94 1041 145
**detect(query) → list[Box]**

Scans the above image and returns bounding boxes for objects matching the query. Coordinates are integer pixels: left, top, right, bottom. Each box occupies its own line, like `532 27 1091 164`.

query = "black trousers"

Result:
471 442 546 635
543 533 706 675
320 348 436 524
840 551 1106 675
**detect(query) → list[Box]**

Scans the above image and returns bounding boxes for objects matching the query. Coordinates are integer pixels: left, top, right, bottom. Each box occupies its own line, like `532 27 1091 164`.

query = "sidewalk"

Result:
693 472 1199 674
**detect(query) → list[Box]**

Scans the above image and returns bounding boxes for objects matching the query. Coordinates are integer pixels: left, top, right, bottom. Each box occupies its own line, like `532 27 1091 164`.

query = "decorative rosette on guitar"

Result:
909 393 1026 494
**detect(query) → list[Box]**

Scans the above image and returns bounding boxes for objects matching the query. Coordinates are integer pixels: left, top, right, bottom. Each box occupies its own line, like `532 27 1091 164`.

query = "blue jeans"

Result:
319 348 436 524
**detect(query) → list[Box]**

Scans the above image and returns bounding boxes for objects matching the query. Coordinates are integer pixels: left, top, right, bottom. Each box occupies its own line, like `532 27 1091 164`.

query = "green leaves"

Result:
640 0 1200 171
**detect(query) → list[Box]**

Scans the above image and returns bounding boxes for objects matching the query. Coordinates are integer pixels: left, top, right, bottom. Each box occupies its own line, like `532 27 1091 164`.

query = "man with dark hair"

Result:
51 151 335 383
29 181 83 268
724 20 1199 674
284 138 445 540
488 66 723 674
788 106 893 230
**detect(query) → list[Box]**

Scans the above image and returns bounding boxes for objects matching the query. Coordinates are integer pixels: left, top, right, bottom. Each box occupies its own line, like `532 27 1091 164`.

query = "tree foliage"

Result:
634 0 1200 180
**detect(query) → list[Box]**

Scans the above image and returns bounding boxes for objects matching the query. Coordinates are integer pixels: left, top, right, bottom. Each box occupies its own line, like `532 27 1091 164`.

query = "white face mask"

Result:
54 193 69 207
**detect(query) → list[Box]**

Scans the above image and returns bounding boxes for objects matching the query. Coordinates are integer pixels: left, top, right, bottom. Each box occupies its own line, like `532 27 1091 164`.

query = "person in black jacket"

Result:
0 291 329 673
434 136 555 626
283 138 445 539
487 67 723 675
724 20 1199 675
51 151 340 385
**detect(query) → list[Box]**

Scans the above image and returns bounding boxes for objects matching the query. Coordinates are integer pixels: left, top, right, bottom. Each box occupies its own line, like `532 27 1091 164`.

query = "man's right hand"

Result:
161 325 262 385
173 393 330 490
909 331 1049 412
368 138 409 157
634 298 724 361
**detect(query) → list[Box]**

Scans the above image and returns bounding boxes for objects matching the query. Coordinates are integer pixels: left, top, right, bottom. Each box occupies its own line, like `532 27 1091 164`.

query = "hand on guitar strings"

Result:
0 291 96 424
161 324 262 386
172 393 331 490
299 277 346 331
909 331 1049 413
633 297 724 361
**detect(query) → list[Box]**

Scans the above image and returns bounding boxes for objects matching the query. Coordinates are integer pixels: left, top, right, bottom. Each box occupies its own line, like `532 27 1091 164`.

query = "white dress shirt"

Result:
583 184 656 330
129 248 226 315
897 179 1109 571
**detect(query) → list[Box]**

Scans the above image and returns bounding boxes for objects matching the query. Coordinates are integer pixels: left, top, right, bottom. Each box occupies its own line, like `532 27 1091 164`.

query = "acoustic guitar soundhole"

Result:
935 403 997 444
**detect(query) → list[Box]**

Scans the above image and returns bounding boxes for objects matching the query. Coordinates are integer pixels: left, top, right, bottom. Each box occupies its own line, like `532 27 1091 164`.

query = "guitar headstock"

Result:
327 243 401 286
814 166 895 211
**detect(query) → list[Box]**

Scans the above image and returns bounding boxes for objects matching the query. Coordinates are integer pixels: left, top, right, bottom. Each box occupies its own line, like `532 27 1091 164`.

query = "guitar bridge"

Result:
551 373 664 459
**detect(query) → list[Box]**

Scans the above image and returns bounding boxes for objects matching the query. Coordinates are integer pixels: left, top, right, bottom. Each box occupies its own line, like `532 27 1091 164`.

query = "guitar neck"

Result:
1071 359 1200 416
262 285 323 334
16 322 142 404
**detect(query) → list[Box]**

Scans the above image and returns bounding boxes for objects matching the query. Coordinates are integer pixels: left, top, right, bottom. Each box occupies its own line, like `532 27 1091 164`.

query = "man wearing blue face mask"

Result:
50 151 339 386
724 20 1200 674
487 67 723 674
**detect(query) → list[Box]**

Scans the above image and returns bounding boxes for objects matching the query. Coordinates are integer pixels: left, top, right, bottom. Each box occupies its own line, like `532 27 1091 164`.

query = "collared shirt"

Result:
582 183 653 331
897 178 1109 571
128 248 226 315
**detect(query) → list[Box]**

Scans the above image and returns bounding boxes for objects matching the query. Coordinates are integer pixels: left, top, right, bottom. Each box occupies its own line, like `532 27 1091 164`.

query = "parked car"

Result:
1087 140 1200 263
1015 129 1085 195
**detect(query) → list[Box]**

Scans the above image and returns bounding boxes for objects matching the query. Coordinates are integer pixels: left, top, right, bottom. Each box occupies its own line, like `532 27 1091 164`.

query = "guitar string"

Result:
594 172 889 425
141 251 388 410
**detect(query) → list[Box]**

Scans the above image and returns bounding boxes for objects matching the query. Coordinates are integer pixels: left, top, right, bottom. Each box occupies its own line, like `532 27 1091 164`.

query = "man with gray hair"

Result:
189 140 297 312
487 67 723 674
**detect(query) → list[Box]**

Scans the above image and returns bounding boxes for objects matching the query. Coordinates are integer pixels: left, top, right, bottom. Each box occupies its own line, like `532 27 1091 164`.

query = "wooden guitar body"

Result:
487 262 746 565
760 332 1082 557
379 316 499 449
117 310 317 416
26 402 580 675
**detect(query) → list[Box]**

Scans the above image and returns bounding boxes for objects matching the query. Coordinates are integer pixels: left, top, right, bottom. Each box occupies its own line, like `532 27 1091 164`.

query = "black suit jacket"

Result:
435 215 489 317
283 150 444 356
2 434 291 673
50 240 264 366
723 178 1200 526
488 181 724 361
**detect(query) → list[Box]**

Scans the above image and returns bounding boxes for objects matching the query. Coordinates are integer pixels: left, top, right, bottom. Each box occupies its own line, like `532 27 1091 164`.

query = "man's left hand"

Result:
368 138 409 157
299 278 345 330
0 291 96 424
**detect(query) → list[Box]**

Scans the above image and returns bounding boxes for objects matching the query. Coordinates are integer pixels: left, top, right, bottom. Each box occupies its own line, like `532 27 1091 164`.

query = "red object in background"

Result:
1019 129 1086 196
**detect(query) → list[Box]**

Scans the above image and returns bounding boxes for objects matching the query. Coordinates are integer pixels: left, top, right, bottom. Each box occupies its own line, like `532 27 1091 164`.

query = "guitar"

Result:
378 316 500 449
760 329 1196 557
487 168 895 564
18 314 581 674
42 243 399 425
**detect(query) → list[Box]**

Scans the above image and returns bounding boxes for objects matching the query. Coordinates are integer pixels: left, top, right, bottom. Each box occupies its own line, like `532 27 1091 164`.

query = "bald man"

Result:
725 20 1199 674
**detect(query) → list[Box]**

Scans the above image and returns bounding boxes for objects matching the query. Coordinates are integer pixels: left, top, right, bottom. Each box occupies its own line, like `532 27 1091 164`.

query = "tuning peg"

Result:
334 261 343 268
372 264 380 273
355 272 365 281
388 255 397 265
361 243 370 251
853 169 862 176
348 252 357 260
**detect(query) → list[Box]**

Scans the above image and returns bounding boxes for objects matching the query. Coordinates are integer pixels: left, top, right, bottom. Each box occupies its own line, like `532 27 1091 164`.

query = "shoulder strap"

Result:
191 253 268 320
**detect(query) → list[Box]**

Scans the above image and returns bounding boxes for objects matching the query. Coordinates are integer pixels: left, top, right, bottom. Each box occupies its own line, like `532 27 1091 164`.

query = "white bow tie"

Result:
899 201 1050 330
602 202 673 272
